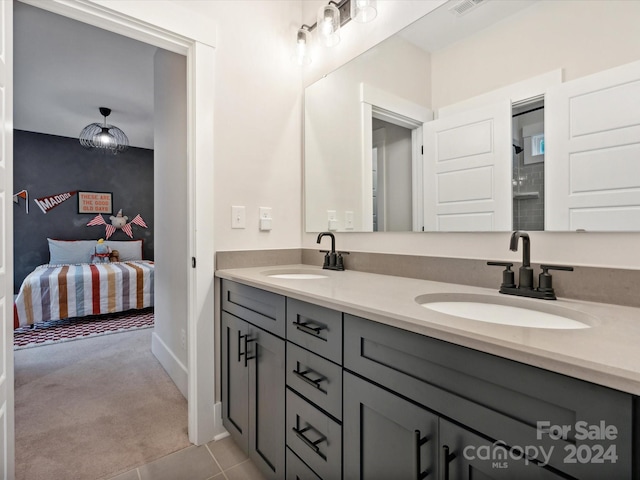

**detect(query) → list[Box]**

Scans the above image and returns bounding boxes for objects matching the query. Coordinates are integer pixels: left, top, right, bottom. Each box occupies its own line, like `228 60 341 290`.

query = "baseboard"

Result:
152 331 188 399
212 401 229 440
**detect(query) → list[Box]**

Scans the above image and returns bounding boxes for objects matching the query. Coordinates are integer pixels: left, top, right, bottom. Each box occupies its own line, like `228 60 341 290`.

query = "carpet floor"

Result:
14 328 190 480
14 308 155 350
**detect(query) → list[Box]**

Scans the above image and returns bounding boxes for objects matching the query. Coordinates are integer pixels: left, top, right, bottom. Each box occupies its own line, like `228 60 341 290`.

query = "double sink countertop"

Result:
216 264 640 396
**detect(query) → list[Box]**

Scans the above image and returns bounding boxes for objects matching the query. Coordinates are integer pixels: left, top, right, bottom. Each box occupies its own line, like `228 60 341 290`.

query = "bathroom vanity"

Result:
217 266 640 480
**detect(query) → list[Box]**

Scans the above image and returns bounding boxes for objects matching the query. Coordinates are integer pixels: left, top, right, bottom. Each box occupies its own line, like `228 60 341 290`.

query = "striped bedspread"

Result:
14 261 154 327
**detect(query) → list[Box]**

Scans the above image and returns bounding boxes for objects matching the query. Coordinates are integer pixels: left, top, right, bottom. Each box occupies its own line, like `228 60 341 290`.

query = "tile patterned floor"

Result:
107 436 266 480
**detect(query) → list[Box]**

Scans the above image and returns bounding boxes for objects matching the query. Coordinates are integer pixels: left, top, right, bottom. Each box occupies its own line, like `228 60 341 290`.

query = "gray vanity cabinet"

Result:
343 314 634 480
219 279 638 480
344 371 438 480
221 281 286 480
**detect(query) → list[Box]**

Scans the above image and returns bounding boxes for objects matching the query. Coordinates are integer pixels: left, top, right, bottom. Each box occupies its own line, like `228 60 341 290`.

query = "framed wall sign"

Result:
78 191 113 214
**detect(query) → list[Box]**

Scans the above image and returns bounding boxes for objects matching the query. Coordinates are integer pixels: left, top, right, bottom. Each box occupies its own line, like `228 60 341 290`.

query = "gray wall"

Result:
13 130 154 292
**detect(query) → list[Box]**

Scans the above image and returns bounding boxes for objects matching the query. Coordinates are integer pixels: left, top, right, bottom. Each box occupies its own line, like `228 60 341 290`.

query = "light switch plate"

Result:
231 206 246 229
345 211 354 229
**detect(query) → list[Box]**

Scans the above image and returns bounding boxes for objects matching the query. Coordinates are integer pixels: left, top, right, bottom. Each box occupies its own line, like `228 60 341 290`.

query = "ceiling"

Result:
13 1 158 149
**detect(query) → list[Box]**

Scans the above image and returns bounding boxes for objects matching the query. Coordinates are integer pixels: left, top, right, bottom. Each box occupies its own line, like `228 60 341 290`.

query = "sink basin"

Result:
262 269 328 280
416 293 594 329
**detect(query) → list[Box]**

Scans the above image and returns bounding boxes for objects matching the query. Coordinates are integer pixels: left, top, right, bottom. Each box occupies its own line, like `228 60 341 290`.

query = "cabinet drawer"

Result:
286 447 321 480
221 280 286 337
286 299 342 364
286 388 342 480
344 314 633 479
286 343 342 421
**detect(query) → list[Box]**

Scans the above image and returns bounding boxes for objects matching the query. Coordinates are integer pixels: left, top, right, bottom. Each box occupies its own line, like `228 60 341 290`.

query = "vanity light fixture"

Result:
292 25 313 66
351 0 377 23
292 0 378 66
317 3 342 47
79 107 129 155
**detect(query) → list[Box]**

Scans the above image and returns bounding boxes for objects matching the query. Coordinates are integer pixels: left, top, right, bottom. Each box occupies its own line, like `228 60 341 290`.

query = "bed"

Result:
14 238 154 328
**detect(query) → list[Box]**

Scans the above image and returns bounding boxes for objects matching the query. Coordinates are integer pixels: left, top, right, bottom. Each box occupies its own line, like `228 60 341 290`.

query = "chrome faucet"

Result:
317 232 348 271
488 231 574 300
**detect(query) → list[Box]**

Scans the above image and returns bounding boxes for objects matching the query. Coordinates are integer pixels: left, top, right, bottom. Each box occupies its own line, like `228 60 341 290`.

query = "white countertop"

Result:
216 264 640 396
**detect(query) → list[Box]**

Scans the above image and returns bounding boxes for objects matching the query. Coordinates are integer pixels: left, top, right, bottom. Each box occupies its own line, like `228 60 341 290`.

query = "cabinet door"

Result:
221 312 249 452
247 323 286 480
440 419 566 480
344 372 438 480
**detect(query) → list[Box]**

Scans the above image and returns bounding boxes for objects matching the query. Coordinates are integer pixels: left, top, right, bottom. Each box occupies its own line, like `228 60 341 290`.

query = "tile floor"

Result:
107 436 266 480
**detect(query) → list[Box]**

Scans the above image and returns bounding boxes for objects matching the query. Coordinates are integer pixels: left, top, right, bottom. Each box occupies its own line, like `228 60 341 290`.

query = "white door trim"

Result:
15 0 218 446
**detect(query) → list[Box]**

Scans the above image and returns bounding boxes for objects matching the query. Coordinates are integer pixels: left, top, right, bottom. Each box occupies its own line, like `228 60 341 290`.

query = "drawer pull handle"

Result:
293 368 327 393
292 425 327 461
439 445 455 480
293 320 327 339
414 430 429 479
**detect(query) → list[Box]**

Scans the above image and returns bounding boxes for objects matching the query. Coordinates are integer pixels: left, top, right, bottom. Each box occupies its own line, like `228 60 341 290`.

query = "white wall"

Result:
153 49 189 397
177 0 304 252
302 1 640 269
431 0 640 110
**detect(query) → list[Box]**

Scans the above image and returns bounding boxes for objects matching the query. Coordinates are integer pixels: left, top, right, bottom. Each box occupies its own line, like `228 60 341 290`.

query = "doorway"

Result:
512 98 545 231
4 2 218 475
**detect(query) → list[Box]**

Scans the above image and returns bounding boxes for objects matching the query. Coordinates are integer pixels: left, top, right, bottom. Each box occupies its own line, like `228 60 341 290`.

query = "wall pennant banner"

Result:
13 190 29 214
34 190 78 214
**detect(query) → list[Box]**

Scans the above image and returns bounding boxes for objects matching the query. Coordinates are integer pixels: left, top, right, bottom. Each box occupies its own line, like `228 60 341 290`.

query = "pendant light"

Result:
79 107 129 155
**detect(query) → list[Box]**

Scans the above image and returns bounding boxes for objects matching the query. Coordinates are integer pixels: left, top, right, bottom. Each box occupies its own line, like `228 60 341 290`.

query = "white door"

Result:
0 1 15 477
546 60 640 231
423 100 512 231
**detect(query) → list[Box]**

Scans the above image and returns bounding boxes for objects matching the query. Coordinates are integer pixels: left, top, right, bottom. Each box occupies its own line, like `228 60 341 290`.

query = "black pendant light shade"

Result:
79 107 129 154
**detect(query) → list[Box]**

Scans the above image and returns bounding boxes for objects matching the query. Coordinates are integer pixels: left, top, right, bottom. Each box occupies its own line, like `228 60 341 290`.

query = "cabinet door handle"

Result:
414 430 429 479
292 425 327 461
292 320 327 339
439 445 455 480
237 331 245 363
243 334 256 367
293 367 327 393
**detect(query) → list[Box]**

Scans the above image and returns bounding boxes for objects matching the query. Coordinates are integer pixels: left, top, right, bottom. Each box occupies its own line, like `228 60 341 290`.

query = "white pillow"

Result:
48 239 96 264
104 240 143 261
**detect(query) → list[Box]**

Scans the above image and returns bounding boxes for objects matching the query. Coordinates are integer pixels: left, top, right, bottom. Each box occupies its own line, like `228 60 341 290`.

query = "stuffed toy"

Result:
110 209 129 229
93 238 111 263
109 249 120 263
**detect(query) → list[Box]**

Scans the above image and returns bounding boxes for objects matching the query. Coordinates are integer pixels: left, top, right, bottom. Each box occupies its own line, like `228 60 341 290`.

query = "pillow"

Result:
104 240 143 261
48 239 96 264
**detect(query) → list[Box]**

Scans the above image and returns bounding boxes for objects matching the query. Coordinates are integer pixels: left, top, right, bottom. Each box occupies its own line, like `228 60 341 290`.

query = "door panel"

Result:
546 60 640 231
440 419 565 480
0 0 14 477
344 372 438 480
248 324 285 480
424 100 512 231
221 312 248 452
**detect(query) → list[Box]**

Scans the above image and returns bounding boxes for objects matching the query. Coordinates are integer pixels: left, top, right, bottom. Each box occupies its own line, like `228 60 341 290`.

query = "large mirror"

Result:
304 0 640 232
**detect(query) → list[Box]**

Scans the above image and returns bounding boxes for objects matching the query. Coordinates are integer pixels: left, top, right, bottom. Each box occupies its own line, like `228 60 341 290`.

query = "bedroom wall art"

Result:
13 130 154 292
34 190 77 213
78 191 112 214
13 190 29 213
